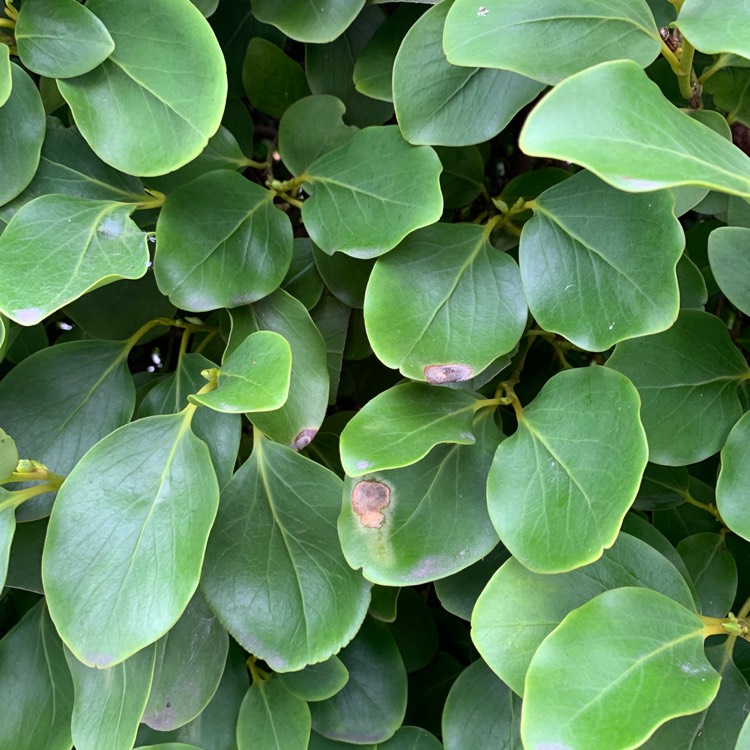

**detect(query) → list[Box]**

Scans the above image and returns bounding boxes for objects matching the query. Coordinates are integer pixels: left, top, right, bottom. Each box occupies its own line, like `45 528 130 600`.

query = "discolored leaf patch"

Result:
352 481 391 529
423 364 473 384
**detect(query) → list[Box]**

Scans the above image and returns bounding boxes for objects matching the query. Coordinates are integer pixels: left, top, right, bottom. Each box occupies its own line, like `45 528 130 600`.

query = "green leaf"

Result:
279 656 350 702
393 0 543 145
718 412 750 542
436 145 485 209
442 659 521 750
520 60 750 197
0 64 45 206
676 0 750 57
677 533 737 617
0 196 149 325
0 44 11 107
0 340 135 521
57 0 227 176
472 532 696 696
201 437 370 672
633 463 691 511
0 502 15 590
142 593 229 731
443 0 660 85
5 517 46 594
607 310 749 465
311 294 350 403
379 727 442 749
704 68 750 128
279 95 358 177
0 426 18 478
312 244 374 308
43 412 220 667
709 226 750 315
364 223 527 381
189 331 291 413
339 382 484 476
237 678 311 750
251 0 365 43
0 602 74 750
339 413 500 585
521 588 720 750
677 253 709 310
15 0 115 78
228 290 329 448
242 38 310 119
521 170 684 350
302 126 443 259
388 588 438 671
310 617 407 744
155 170 292 312
283 238 325 309
66 644 156 750
488 366 648 573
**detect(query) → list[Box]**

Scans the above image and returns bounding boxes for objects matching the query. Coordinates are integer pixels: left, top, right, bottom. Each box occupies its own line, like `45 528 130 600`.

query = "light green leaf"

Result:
0 426 18 478
279 95 358 177
379 727 442 749
472 533 696 696
0 602 74 750
339 382 484 476
365 223 527 381
310 618 407 744
58 0 227 176
189 331 291 414
520 60 750 197
142 593 229 731
704 68 750 128
443 0 661 85
43 412 220 667
709 226 750 315
201 437 370 672
251 0 365 43
717 412 750 542
607 310 749 465
677 0 750 57
0 340 135 521
677 532 737 617
442 659 521 750
228 290 329 448
302 126 443 258
488 366 648 573
15 0 114 78
521 170 684 350
155 170 292 312
136 745 203 750
394 0 543 145
237 678 311 750
0 44 11 107
0 195 149 325
339 413 500 585
0 502 15 590
0 64 45 206
279 656 350 702
66 644 156 750
521 588 720 750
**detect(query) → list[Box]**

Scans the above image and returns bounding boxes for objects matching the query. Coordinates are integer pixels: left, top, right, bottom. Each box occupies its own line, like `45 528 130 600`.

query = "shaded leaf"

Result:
677 532 737 617
718 411 750 542
279 656 350 702
709 226 750 315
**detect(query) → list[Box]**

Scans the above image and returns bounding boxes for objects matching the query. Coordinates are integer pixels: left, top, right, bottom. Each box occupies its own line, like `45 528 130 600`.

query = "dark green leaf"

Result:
279 656 350 702
677 253 709 309
310 294 350 403
436 145 485 209
5 517 47 594
389 588 438 672
312 244 373 308
704 68 750 128
282 238 326 309
677 532 737 617
379 726 442 749
634 463 690 511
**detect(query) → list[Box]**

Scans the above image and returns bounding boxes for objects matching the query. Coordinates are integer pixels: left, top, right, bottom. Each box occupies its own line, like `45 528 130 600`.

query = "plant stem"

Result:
1 467 65 488
0 482 62 511
698 54 731 85
683 492 724 523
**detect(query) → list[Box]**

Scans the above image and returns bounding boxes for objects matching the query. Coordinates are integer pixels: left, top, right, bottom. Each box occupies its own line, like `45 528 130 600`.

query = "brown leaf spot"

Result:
423 364 473 384
292 428 317 451
352 481 390 529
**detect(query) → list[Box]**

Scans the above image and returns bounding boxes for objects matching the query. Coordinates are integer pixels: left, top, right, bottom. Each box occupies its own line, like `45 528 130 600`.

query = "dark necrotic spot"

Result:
351 481 390 529
423 364 473 384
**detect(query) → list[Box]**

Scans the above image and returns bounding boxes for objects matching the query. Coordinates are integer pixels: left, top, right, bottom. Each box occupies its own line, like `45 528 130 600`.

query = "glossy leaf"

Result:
251 0 365 43
0 43 10 107
0 64 45 206
709 226 750 315
365 223 527 381
521 169 684 350
15 0 115 78
43 412 220 667
607 310 749 465
58 0 227 175
155 170 292 311
0 195 149 325
677 532 737 617
201 437 370 672
66 644 156 750
279 656 350 702
677 0 750 57
472 532 696 696
444 0 661 85
522 588 720 750
340 382 483 476
718 412 750 541
0 602 74 750
339 413 500 585
488 366 648 573
189 331 291 414
393 0 543 146
520 60 750 197
302 126 443 258
142 593 229 731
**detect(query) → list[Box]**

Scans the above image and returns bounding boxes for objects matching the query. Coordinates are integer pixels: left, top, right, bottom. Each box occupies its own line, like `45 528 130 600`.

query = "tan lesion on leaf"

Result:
351 480 390 529
423 364 473 384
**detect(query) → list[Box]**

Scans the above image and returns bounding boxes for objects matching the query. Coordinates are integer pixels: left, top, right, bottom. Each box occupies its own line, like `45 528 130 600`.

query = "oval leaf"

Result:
0 44 11 107
488 366 648 573
43 412 220 667
708 226 750 315
717 411 750 542
250 0 366 43
279 657 350 703
677 532 737 617
676 0 750 57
